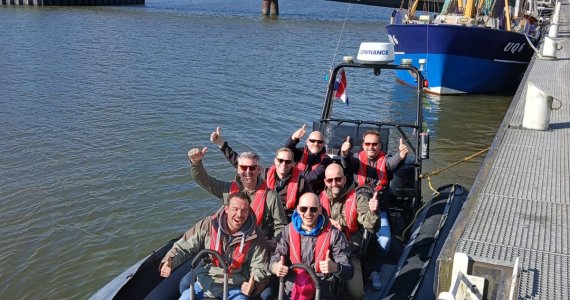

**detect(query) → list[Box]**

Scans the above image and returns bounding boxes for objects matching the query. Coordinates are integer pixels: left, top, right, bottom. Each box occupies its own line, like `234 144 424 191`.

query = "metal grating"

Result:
452 5 570 300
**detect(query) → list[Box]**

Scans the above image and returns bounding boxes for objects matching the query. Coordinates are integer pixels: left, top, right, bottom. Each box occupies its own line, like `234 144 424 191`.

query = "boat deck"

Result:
438 3 570 299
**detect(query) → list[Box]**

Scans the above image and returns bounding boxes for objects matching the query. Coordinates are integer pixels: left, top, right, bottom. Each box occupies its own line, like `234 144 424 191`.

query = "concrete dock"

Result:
437 2 570 299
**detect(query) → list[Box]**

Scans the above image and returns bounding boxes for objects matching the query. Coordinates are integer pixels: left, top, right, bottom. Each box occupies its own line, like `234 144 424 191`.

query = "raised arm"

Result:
188 147 231 200
210 127 239 168
285 124 307 161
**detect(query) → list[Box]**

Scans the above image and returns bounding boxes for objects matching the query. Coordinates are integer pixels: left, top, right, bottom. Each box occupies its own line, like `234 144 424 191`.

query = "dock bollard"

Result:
522 82 561 130
548 23 559 38
541 37 562 59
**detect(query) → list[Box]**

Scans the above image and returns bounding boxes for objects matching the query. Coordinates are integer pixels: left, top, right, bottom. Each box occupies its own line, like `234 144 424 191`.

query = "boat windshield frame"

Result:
319 62 426 202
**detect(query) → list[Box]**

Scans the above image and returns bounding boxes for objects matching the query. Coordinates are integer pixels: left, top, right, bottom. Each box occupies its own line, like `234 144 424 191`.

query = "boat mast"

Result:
504 0 512 30
464 0 475 17
476 0 485 17
408 0 420 19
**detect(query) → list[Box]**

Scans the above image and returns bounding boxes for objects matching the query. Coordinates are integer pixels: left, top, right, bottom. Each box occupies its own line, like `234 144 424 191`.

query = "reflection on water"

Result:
422 94 511 191
0 1 511 299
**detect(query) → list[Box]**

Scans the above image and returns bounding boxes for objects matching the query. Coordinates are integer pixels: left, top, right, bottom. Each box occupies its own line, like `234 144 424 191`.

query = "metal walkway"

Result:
438 3 570 299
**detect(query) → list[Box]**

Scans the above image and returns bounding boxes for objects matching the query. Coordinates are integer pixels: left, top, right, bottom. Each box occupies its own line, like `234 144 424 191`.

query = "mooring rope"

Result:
420 146 490 195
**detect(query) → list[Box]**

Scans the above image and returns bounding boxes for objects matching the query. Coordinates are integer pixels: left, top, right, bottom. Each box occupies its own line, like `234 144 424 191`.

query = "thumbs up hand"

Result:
340 136 351 157
369 191 379 212
210 127 225 148
292 124 307 140
272 255 289 278
188 147 208 164
318 250 338 274
241 274 256 296
399 138 409 159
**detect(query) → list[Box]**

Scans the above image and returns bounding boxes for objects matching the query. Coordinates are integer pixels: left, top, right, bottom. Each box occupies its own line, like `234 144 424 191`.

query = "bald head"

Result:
325 163 344 178
324 163 346 197
297 192 321 228
299 192 320 208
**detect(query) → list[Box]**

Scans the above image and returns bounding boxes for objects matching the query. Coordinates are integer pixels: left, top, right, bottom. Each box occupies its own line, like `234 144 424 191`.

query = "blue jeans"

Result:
376 211 391 251
178 271 250 300
364 211 390 276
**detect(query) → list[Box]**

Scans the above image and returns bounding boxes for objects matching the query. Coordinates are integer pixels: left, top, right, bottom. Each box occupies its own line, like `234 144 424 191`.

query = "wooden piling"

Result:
270 0 278 15
262 0 269 15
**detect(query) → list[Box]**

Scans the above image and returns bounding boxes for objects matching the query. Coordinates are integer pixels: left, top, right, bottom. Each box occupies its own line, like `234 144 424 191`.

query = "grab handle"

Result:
189 249 229 300
276 263 321 300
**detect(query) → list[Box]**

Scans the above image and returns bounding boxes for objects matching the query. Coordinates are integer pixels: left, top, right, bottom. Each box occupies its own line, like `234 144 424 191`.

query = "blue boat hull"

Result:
386 24 537 94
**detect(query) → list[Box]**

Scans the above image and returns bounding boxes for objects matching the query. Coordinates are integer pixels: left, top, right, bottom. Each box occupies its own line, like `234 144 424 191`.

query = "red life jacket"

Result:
288 222 332 273
296 147 326 172
319 190 359 236
230 181 267 226
266 165 301 210
208 215 252 275
357 151 388 191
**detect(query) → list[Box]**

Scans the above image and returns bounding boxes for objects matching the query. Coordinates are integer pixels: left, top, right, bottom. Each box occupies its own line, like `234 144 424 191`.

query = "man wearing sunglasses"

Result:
320 163 379 299
210 127 312 220
340 130 409 291
188 147 287 251
285 123 333 194
270 193 353 300
340 130 409 191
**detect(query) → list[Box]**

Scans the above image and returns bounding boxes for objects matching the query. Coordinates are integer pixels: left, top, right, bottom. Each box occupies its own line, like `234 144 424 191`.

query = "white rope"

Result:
329 3 352 73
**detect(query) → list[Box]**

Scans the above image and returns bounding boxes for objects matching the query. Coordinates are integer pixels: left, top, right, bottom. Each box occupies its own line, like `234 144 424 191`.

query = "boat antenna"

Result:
328 3 352 77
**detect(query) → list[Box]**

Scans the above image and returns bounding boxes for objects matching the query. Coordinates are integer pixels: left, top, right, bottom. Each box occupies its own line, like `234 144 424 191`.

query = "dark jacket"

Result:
219 141 312 219
285 137 333 193
270 212 353 299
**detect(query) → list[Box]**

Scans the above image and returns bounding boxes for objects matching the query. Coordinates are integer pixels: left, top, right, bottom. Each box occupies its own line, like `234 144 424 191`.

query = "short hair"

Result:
237 151 260 164
363 130 381 140
227 191 251 205
275 147 293 157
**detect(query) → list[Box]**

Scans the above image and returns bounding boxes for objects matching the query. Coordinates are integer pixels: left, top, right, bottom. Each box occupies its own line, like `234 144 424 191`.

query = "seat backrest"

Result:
313 121 389 155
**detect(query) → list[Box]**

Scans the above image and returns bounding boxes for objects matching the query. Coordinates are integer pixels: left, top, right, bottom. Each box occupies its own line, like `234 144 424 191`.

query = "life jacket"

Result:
319 190 359 236
208 214 252 275
357 151 388 191
266 165 301 210
296 147 326 172
230 181 267 226
288 222 332 273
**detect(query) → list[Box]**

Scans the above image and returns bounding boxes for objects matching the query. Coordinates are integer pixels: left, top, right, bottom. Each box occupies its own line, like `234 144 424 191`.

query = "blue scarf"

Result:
291 211 325 237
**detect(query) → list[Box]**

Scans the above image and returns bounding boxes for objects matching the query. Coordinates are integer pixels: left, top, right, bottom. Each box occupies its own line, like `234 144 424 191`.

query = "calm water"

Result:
0 1 510 298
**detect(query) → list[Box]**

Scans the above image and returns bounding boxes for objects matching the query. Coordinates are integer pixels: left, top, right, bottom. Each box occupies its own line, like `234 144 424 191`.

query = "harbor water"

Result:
0 1 510 298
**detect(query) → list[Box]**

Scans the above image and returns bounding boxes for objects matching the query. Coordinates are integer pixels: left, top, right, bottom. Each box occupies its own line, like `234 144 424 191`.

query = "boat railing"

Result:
188 249 229 300
317 118 418 156
277 263 321 300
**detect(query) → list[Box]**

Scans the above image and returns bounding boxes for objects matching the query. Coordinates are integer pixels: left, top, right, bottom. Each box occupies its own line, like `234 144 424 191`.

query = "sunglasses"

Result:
299 206 319 213
275 158 293 165
325 177 344 184
364 142 379 147
238 165 258 172
308 139 324 144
